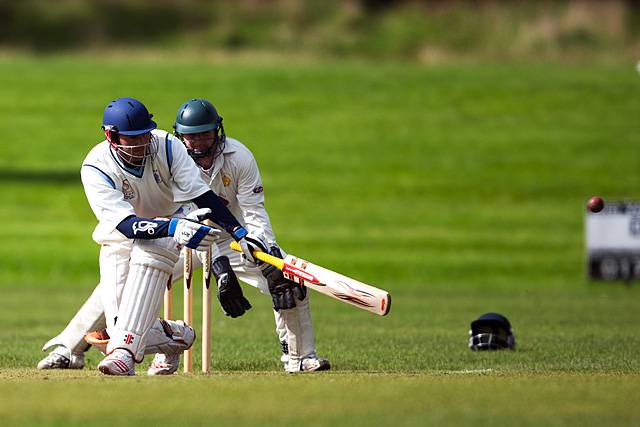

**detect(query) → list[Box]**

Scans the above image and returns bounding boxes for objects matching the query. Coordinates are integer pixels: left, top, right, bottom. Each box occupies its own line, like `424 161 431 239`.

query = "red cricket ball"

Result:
587 196 604 213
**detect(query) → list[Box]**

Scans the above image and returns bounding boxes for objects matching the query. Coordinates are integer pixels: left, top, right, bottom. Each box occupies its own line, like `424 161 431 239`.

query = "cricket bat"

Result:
230 242 391 316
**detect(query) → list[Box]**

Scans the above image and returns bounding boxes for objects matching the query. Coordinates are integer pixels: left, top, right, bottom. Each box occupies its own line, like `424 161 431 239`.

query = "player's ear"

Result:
102 126 118 143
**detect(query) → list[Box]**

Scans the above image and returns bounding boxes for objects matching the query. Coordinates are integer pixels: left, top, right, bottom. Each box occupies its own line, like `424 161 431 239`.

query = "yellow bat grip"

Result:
229 241 285 270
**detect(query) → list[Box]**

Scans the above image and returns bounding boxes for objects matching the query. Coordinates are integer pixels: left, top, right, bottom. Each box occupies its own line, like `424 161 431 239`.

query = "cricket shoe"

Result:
37 346 84 370
147 352 181 376
285 355 331 373
98 349 135 376
300 356 331 373
279 340 330 373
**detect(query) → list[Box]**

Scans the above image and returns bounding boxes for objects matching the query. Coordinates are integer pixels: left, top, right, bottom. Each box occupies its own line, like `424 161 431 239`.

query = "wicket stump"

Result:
163 246 213 373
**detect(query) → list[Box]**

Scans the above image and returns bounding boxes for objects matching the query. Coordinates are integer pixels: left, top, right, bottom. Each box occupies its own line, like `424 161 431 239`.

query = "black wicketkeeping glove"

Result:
262 246 307 311
213 256 251 318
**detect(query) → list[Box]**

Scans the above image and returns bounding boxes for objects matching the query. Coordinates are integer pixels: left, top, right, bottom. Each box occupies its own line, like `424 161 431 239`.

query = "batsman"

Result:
38 98 329 374
37 97 269 376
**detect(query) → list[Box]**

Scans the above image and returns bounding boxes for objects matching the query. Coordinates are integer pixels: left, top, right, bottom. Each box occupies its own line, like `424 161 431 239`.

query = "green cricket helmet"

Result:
173 99 226 159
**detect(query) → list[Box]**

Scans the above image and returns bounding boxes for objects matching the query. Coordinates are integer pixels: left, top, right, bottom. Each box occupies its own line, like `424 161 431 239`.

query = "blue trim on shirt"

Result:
83 164 116 189
165 134 173 176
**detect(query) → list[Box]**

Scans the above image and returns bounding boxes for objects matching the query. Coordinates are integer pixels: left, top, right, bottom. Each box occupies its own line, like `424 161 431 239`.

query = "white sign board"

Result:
586 202 640 281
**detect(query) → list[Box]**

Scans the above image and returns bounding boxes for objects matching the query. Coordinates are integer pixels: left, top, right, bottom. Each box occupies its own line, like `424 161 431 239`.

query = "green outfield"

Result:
0 56 639 426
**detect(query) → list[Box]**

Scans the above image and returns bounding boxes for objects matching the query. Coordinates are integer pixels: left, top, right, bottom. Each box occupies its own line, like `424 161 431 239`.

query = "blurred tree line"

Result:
0 0 638 61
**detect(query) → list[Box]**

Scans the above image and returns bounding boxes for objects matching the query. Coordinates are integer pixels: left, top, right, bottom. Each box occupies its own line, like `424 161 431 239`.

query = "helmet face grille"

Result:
173 99 226 163
109 135 159 167
468 333 514 350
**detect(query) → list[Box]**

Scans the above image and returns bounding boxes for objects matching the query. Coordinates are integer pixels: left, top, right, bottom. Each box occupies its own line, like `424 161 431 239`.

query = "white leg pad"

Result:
107 238 180 362
144 319 195 355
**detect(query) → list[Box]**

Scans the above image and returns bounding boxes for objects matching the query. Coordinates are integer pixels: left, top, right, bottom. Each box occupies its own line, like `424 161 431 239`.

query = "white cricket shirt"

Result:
81 129 210 244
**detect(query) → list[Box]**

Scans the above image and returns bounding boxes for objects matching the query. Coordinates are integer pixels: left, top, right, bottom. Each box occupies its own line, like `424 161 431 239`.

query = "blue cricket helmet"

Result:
102 97 157 135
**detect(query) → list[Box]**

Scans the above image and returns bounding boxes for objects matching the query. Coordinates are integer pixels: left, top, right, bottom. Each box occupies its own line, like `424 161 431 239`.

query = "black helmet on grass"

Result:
468 312 515 351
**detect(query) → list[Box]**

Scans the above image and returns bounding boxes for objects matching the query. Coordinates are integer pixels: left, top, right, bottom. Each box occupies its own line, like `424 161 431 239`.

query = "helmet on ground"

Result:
173 98 225 159
102 97 157 135
468 312 515 351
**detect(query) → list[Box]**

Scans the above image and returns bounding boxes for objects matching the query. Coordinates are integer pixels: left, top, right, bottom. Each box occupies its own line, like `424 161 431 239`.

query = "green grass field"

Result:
0 55 639 426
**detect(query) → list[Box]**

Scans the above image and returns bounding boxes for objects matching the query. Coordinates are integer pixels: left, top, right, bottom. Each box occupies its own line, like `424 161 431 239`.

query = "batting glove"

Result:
212 256 252 318
262 246 307 311
232 227 268 266
169 208 221 251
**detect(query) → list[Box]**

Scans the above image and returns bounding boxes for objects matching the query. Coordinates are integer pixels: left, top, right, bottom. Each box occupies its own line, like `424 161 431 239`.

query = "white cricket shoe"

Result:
147 352 180 376
37 346 84 370
280 340 330 373
98 349 135 376
284 355 331 373
300 356 331 372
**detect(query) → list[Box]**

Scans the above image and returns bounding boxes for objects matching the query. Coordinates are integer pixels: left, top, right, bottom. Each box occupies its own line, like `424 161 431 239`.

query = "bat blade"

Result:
282 255 391 316
229 241 390 316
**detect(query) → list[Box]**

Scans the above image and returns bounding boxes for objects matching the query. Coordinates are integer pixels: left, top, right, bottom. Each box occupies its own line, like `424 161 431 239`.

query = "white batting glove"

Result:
168 208 221 251
185 208 213 223
232 227 268 265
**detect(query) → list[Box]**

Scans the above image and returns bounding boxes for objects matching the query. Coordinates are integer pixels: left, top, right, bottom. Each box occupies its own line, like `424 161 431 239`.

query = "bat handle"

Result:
229 241 285 270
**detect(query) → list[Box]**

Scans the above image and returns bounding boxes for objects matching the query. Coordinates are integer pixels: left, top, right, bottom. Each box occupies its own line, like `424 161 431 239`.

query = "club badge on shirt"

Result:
222 174 231 186
152 167 163 185
122 179 135 200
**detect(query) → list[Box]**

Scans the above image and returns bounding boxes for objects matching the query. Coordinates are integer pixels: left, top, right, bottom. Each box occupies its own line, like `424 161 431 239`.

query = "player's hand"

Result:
233 228 268 265
262 246 307 311
213 256 252 318
169 208 221 251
